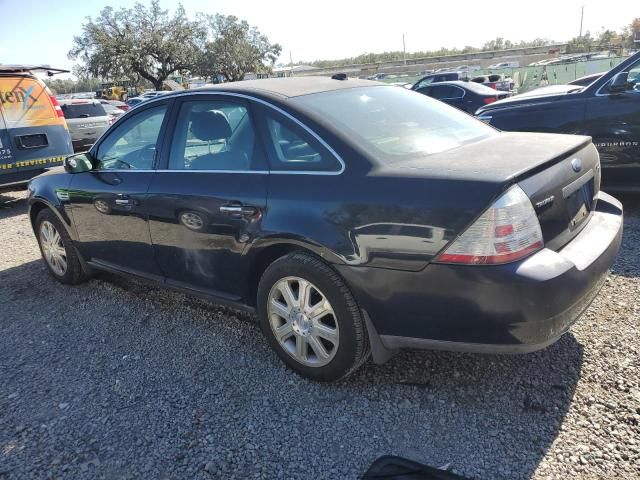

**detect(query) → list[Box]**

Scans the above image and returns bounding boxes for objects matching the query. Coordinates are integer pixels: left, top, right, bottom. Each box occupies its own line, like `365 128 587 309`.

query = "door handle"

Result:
220 204 258 218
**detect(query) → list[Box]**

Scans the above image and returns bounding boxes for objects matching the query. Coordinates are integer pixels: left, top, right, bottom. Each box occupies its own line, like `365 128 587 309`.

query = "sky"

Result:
0 0 637 78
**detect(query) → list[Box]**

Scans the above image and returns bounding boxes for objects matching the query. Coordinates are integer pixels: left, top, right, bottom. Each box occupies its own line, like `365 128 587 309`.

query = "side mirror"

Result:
64 153 93 174
609 72 629 94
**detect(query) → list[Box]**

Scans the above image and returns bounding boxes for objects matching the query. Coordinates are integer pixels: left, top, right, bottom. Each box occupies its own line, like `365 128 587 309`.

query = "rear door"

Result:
69 100 170 276
584 58 640 189
146 95 269 301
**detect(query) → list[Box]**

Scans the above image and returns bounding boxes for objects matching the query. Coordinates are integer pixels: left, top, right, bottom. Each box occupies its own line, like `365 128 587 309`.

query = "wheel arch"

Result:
29 197 77 241
245 239 344 307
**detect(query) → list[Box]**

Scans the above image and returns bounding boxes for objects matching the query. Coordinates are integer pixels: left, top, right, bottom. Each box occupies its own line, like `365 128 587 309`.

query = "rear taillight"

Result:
49 94 64 118
117 105 129 111
436 185 543 265
483 97 497 104
486 82 497 89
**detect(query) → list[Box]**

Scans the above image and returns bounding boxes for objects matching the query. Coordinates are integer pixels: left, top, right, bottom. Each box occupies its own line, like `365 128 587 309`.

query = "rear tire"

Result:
257 252 370 381
35 209 88 285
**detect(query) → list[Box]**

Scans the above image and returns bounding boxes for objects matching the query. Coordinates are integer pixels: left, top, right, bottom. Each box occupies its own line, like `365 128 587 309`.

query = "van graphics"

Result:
0 145 11 161
0 155 64 170
0 78 64 128
1 85 42 111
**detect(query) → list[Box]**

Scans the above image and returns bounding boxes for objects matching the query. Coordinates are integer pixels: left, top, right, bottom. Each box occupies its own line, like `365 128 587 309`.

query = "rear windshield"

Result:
294 85 496 162
61 103 106 119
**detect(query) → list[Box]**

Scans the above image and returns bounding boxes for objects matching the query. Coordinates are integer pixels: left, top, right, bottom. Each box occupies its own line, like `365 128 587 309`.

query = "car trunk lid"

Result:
383 132 600 251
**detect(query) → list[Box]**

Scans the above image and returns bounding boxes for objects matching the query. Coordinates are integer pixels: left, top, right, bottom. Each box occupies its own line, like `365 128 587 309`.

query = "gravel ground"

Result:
1 189 639 480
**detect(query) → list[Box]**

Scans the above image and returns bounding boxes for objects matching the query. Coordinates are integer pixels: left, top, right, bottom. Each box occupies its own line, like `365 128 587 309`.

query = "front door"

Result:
585 58 640 190
146 96 268 300
69 102 170 276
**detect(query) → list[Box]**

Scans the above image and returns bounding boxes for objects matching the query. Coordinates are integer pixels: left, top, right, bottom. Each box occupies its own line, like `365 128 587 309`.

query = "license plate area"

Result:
563 170 595 231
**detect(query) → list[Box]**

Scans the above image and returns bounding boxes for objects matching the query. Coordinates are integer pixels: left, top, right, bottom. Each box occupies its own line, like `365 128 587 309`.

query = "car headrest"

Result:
189 111 231 141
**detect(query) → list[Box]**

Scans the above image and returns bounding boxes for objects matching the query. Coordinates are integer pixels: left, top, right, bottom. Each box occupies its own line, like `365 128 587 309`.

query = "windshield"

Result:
294 86 495 163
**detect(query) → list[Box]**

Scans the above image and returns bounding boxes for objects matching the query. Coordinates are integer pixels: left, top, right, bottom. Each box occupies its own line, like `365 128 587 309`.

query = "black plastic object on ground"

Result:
363 456 474 479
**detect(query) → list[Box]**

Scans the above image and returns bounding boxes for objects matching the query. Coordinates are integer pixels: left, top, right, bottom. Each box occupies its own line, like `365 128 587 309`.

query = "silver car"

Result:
59 99 110 152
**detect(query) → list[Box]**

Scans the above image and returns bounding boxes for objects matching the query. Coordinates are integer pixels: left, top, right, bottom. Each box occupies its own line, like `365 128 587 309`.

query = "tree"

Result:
622 17 640 47
566 31 594 53
196 14 281 82
69 1 203 90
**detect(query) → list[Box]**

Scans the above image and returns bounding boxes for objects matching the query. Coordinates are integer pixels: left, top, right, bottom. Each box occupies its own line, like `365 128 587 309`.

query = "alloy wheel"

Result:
267 276 339 367
40 220 67 276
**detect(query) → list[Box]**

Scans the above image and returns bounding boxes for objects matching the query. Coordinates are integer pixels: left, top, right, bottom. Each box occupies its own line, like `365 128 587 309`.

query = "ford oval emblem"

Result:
571 158 582 173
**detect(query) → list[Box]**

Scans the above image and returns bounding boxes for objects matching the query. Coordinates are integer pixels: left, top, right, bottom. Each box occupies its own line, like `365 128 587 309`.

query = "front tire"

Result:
257 252 370 381
35 209 88 285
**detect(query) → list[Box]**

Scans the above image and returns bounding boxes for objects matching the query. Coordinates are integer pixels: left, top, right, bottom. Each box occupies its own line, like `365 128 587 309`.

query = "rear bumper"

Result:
336 191 623 354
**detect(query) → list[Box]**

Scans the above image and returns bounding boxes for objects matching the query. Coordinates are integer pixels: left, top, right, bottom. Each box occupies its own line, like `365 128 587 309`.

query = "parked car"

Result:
98 100 126 122
126 97 146 108
414 80 510 113
411 71 468 90
471 74 513 92
27 77 622 381
487 61 519 69
59 99 110 152
568 72 606 86
106 99 129 112
476 51 640 191
141 91 167 98
0 65 73 189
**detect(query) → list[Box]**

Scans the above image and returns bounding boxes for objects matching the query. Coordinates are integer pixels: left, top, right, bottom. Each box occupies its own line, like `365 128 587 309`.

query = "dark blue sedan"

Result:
415 80 510 113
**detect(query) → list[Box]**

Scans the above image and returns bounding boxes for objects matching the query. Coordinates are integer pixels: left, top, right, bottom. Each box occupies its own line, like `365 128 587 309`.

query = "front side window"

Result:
415 76 436 89
294 86 495 163
95 104 167 170
169 100 260 171
626 62 640 91
264 114 340 172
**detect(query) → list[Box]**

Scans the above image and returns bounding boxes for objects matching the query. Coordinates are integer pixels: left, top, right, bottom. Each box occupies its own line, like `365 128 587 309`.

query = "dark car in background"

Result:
27 77 622 381
411 71 468 90
477 51 640 191
415 80 510 113
59 99 111 152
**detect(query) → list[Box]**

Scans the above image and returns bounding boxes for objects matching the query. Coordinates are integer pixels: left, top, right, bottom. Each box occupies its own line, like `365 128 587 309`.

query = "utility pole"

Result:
402 33 407 65
579 5 584 38
289 50 294 77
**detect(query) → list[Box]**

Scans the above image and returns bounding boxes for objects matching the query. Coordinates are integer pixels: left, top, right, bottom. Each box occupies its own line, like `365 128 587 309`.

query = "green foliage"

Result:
45 77 102 95
69 1 205 89
195 14 281 82
69 2 280 86
301 37 554 69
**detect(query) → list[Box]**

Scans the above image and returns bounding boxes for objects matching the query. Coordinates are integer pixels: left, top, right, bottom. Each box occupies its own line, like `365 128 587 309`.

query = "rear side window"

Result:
169 99 262 171
430 85 465 100
0 76 57 127
61 103 106 119
264 114 341 172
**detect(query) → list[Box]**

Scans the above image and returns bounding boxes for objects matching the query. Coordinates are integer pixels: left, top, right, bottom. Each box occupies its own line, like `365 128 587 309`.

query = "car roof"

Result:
186 76 383 99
